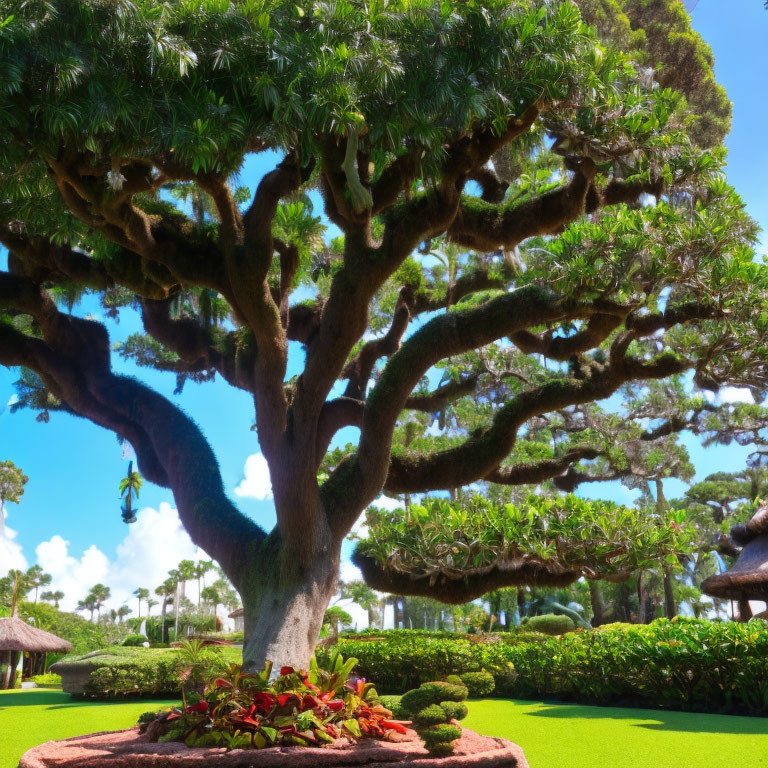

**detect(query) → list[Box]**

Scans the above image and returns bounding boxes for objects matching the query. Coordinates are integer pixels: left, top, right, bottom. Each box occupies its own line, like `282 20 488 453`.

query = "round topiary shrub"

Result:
122 634 149 646
459 670 495 698
399 681 469 756
377 694 405 719
521 614 575 636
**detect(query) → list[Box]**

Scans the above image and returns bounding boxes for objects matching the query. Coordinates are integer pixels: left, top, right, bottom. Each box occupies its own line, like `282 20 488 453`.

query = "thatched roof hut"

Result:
701 505 768 621
0 617 73 654
0 616 72 689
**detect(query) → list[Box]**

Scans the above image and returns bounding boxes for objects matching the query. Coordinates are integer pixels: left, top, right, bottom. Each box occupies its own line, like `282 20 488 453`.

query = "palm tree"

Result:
87 584 110 622
155 577 177 644
119 461 143 524
5 570 29 617
340 581 380 629
193 561 214 606
76 595 98 621
145 598 158 617
117 605 132 624
200 585 221 616
40 590 64 608
25 565 51 604
133 587 150 618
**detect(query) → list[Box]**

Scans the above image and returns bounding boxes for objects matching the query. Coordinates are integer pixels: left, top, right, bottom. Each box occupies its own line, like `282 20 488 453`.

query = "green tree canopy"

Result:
0 0 763 668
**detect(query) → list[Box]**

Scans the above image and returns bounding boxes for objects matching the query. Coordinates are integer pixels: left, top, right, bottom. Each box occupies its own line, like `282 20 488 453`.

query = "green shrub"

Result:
376 694 405 719
19 602 106 657
58 646 241 698
459 670 495 698
333 620 768 716
122 634 148 647
521 614 575 636
399 681 468 756
334 630 515 692
30 673 61 687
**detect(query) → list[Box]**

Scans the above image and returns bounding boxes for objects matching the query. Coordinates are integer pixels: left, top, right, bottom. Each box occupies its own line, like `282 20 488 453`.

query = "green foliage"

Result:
18 602 106 656
55 646 240 699
335 630 533 693
520 614 576 636
399 681 468 756
29 673 61 688
122 634 148 647
357 494 691 584
0 459 27 504
458 671 495 698
145 654 407 749
336 621 768 715
376 694 405 719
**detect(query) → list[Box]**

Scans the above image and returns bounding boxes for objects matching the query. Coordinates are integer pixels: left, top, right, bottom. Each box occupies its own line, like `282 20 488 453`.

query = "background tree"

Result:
194 561 214 607
339 580 380 630
25 565 52 605
155 577 178 644
1 0 765 668
145 598 158 617
117 604 132 624
133 587 150 618
76 595 97 622
0 460 27 541
39 589 64 609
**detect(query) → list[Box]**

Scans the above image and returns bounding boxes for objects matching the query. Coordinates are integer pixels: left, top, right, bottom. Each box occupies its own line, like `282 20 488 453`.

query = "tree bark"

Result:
588 580 605 627
240 525 340 671
662 565 677 619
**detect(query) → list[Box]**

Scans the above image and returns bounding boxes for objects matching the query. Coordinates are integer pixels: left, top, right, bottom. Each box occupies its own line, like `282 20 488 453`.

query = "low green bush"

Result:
399 681 468 756
459 671 495 698
334 620 768 715
56 646 241 698
520 614 575 636
122 634 148 647
376 694 405 719
334 630 517 692
30 673 61 688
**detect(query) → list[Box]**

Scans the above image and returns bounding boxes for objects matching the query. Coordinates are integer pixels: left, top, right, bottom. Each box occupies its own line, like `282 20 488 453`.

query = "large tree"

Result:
1 0 766 669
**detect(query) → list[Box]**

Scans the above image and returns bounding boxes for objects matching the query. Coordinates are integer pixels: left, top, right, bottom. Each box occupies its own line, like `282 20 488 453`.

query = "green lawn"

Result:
2 690 768 768
0 689 175 768
464 699 768 768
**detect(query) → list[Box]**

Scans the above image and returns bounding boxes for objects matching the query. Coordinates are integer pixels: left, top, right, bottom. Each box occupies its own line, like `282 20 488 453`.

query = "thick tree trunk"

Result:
240 537 340 671
588 580 605 627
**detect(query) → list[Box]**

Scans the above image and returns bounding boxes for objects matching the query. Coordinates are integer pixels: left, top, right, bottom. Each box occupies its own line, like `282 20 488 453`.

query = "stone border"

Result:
20 727 529 768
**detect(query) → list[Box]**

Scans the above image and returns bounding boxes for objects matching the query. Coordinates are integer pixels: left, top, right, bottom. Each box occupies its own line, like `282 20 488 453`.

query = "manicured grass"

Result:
0 689 175 768
3 690 768 768
464 699 768 768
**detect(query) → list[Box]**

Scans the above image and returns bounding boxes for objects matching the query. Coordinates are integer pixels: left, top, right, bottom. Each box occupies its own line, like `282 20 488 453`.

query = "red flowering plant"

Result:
140 652 408 749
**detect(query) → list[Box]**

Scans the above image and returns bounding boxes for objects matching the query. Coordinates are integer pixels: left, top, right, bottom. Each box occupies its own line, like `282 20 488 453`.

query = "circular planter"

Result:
20 727 529 768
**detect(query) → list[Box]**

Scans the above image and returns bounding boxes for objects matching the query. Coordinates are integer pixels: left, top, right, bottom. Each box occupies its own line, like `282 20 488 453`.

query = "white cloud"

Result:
339 560 363 584
718 387 754 405
347 495 404 541
35 536 110 612
0 510 27 572
371 495 404 512
234 453 273 500
34 502 212 614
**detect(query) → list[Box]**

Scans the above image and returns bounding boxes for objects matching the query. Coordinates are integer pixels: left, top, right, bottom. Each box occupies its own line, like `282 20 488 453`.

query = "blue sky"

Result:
1 0 766 615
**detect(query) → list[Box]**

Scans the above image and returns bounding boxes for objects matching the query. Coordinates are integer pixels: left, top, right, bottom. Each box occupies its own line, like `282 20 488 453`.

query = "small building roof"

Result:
702 505 768 601
0 616 73 654
228 607 243 618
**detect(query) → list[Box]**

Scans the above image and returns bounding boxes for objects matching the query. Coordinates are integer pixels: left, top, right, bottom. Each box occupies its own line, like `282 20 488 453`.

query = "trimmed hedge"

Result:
459 671 495 698
520 613 575 636
335 620 768 715
54 646 241 698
